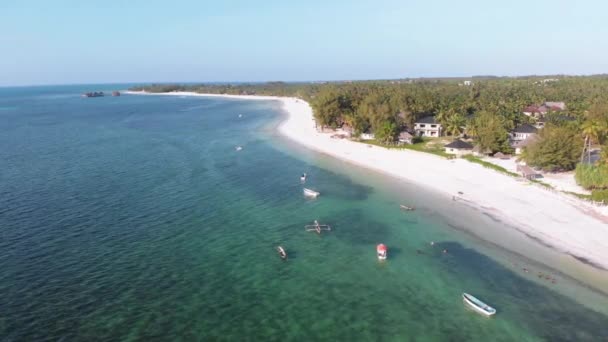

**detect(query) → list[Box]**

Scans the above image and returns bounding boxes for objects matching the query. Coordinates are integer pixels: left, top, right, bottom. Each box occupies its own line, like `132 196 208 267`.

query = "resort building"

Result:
444 139 474 156
523 102 566 118
398 131 414 145
414 116 442 137
523 105 548 118
511 124 538 141
512 134 539 155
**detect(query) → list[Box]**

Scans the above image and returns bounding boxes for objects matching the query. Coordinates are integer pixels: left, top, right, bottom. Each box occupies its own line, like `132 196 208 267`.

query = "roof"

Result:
513 124 538 134
523 105 548 114
416 116 438 124
544 101 566 110
445 139 473 149
399 131 413 139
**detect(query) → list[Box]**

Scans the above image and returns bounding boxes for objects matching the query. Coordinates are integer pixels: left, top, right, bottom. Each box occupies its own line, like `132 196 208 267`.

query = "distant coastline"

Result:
125 90 608 272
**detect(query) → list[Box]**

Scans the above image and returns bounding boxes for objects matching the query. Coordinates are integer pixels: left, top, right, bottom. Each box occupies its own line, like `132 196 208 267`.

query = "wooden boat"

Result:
400 204 414 211
82 91 104 98
462 293 496 316
305 220 331 234
303 188 319 197
377 244 387 260
277 246 287 260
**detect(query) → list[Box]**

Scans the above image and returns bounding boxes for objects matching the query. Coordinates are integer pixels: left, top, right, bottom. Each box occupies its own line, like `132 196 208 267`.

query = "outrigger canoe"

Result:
462 293 496 316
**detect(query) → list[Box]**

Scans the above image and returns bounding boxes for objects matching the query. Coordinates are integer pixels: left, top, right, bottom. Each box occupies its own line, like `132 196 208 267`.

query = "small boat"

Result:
377 244 387 260
400 204 415 211
238 114 243 118
462 293 496 317
277 246 287 260
235 146 243 151
305 220 331 234
112 91 121 96
82 91 104 98
303 188 319 197
300 173 307 182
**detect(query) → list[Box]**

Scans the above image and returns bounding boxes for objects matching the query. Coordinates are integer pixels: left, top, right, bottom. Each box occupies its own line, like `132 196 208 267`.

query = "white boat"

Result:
377 244 387 260
300 173 307 182
400 204 414 211
277 246 287 260
235 146 243 151
303 188 319 197
462 293 496 316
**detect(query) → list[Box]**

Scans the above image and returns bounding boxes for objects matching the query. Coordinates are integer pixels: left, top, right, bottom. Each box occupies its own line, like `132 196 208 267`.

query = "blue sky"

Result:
1 0 607 86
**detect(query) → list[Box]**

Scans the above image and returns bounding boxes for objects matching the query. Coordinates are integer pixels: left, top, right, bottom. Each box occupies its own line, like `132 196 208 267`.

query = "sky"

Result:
1 0 607 86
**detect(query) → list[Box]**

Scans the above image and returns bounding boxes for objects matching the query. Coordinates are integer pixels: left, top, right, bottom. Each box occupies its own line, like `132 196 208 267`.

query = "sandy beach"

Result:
127 91 608 271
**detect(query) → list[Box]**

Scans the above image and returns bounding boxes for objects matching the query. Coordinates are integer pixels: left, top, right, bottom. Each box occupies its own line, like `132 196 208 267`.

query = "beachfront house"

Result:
522 105 548 118
511 124 538 141
414 116 442 137
510 124 538 155
444 139 473 156
398 131 414 145
523 102 566 118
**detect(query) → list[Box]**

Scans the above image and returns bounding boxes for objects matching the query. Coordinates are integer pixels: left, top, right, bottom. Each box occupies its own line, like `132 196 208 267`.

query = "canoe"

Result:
277 246 287 260
303 188 320 197
462 293 496 316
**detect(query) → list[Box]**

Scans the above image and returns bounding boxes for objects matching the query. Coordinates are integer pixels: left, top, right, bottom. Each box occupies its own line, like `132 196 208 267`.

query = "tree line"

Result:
131 76 608 174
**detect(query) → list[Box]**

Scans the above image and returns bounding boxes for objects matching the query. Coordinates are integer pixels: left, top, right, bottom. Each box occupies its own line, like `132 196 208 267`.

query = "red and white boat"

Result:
377 244 387 260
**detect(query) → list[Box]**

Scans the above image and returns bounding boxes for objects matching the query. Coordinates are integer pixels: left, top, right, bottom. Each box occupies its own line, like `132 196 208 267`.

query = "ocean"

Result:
1 85 607 341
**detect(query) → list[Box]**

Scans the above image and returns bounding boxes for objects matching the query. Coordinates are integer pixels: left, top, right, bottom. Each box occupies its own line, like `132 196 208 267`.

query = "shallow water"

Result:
1 86 607 341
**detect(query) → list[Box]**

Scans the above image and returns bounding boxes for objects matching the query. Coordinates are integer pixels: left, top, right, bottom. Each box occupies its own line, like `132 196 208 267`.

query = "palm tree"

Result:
445 114 466 136
581 120 601 163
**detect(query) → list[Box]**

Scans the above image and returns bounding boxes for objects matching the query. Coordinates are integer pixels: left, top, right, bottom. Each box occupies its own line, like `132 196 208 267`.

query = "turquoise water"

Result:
1 86 607 341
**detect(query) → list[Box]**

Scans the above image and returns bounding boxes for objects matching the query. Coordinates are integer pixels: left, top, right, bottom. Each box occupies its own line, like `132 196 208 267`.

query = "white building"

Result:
414 116 442 137
444 139 474 156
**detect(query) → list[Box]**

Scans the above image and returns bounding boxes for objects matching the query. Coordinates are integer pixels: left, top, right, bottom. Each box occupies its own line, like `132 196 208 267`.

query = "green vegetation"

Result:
590 189 608 202
132 76 608 190
461 155 519 177
575 164 608 189
520 125 583 171
364 139 452 158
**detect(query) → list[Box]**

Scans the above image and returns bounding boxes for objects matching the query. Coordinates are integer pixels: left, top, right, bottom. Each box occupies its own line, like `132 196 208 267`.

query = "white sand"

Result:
127 91 608 270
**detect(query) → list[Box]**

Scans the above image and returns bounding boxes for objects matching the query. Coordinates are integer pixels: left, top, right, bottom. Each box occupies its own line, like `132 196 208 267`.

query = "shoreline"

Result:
125 90 608 271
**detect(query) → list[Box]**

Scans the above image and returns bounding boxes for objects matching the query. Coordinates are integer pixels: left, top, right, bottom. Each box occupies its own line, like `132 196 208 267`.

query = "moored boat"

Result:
112 91 121 96
277 246 287 260
82 91 104 98
377 244 387 260
300 173 307 182
462 293 496 316
303 188 319 197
